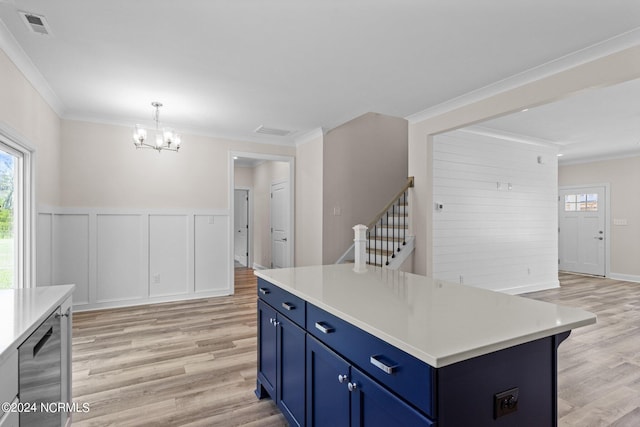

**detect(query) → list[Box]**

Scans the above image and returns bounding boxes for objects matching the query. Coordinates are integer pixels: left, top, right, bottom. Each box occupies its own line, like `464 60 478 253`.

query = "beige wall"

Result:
560 156 640 277
408 45 640 275
61 120 295 208
322 112 408 264
234 166 254 188
295 135 323 266
0 48 62 206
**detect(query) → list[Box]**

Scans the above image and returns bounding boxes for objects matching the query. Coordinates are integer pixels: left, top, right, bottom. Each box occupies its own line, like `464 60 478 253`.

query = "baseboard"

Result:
608 273 640 283
499 280 560 295
253 263 268 270
73 289 233 312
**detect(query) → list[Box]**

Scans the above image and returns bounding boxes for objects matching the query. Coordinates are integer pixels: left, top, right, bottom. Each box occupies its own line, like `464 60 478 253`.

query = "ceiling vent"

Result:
254 125 291 137
19 11 52 36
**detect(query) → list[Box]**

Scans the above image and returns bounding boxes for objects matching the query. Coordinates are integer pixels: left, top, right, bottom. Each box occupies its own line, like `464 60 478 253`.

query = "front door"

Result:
558 186 606 276
271 180 290 268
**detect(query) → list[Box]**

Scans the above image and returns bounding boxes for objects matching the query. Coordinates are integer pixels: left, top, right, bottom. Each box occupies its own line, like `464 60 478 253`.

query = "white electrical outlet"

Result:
152 274 161 284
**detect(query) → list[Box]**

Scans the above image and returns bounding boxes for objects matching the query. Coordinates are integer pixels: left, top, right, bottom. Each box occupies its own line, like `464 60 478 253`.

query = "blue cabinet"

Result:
257 277 566 427
306 335 433 427
256 299 305 427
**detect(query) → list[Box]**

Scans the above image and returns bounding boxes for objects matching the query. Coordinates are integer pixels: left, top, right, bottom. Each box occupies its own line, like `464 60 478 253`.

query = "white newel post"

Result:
353 224 368 273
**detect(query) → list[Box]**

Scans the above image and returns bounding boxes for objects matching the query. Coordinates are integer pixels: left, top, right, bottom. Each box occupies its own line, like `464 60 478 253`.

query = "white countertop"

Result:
255 264 596 368
0 285 75 361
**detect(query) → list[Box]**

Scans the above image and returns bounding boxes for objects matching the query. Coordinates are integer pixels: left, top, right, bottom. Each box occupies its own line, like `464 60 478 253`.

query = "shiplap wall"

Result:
432 131 559 294
37 208 231 310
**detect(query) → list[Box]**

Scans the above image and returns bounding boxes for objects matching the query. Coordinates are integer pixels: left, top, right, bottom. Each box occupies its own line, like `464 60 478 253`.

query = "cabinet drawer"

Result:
0 350 18 413
257 278 305 327
307 303 435 418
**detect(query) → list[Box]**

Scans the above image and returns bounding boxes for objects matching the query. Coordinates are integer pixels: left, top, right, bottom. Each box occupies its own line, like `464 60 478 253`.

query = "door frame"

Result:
229 151 295 292
558 183 611 277
234 187 252 268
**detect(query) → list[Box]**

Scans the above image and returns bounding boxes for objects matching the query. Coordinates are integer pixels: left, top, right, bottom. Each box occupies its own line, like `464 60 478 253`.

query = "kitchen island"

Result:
254 264 595 427
0 285 74 427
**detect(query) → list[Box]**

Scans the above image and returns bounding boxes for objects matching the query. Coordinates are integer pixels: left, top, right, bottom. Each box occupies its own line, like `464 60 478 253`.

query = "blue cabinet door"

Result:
257 299 277 399
278 314 306 427
306 336 350 427
350 367 434 427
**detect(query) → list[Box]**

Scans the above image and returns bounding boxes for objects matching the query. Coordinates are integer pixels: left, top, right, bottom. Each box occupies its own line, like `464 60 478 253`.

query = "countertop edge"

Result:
255 269 597 368
0 284 75 362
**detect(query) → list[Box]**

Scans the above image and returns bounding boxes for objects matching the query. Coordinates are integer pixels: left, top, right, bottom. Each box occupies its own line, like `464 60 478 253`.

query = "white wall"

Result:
37 208 230 310
408 45 640 276
432 131 559 294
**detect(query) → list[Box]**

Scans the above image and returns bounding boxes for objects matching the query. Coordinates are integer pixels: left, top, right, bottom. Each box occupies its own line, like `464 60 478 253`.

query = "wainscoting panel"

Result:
149 215 189 298
53 214 90 304
194 215 229 293
36 208 232 310
96 214 146 303
36 213 53 286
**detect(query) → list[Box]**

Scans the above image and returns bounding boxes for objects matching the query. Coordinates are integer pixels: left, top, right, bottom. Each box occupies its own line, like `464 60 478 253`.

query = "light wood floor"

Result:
72 270 640 426
526 272 640 427
71 267 286 426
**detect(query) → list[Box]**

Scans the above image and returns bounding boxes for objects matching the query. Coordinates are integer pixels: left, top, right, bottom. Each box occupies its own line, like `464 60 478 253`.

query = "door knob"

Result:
348 382 357 392
338 374 348 383
282 237 287 242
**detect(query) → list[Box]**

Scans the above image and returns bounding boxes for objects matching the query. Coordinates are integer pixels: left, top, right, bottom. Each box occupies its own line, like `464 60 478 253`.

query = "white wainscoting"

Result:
37 208 231 310
432 131 559 294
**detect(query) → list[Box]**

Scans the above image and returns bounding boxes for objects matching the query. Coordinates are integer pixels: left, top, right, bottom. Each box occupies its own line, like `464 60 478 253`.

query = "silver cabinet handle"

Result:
348 382 357 392
315 322 335 334
370 355 398 374
282 302 295 311
338 374 348 383
259 287 270 295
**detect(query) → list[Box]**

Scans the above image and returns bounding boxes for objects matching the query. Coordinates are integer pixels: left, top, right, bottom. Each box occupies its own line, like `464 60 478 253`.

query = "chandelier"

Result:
132 102 182 152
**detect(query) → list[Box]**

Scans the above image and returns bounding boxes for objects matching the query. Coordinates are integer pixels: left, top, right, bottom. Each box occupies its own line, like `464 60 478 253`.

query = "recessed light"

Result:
557 153 564 157
521 108 529 112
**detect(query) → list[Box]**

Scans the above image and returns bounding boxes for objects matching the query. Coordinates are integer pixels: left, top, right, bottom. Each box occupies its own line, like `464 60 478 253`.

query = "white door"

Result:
559 186 606 276
270 180 290 268
234 189 249 267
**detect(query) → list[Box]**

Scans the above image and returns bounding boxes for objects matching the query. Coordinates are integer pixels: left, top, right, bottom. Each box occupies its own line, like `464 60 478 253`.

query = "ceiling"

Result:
0 0 639 159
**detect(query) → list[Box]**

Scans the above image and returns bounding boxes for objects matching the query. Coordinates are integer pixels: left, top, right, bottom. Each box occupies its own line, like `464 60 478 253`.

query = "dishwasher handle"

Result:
33 327 53 358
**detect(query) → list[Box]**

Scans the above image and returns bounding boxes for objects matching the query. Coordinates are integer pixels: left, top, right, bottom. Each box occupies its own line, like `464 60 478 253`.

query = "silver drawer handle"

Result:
370 355 398 374
259 287 270 295
281 302 295 311
315 321 335 334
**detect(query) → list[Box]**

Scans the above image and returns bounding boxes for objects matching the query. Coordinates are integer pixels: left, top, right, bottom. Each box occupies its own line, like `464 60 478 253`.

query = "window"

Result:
564 193 598 212
0 130 33 289
0 149 16 289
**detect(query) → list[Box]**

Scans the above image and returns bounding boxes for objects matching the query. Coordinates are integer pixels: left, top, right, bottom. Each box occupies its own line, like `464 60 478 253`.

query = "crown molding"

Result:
459 126 561 149
294 127 325 146
0 18 65 116
406 27 640 125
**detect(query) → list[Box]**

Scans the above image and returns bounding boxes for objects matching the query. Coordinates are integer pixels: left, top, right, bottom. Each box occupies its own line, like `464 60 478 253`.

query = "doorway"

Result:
558 185 608 276
234 189 250 267
229 152 295 292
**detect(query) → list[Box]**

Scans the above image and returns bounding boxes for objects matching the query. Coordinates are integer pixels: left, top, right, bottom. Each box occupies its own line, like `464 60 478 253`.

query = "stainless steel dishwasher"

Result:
19 309 62 427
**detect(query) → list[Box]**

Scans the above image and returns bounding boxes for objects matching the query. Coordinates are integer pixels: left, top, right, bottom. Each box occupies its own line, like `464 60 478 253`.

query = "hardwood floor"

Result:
72 270 640 426
71 267 287 426
526 272 640 427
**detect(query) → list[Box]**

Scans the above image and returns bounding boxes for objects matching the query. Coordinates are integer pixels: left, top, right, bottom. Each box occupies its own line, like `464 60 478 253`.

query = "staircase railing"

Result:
365 176 414 267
